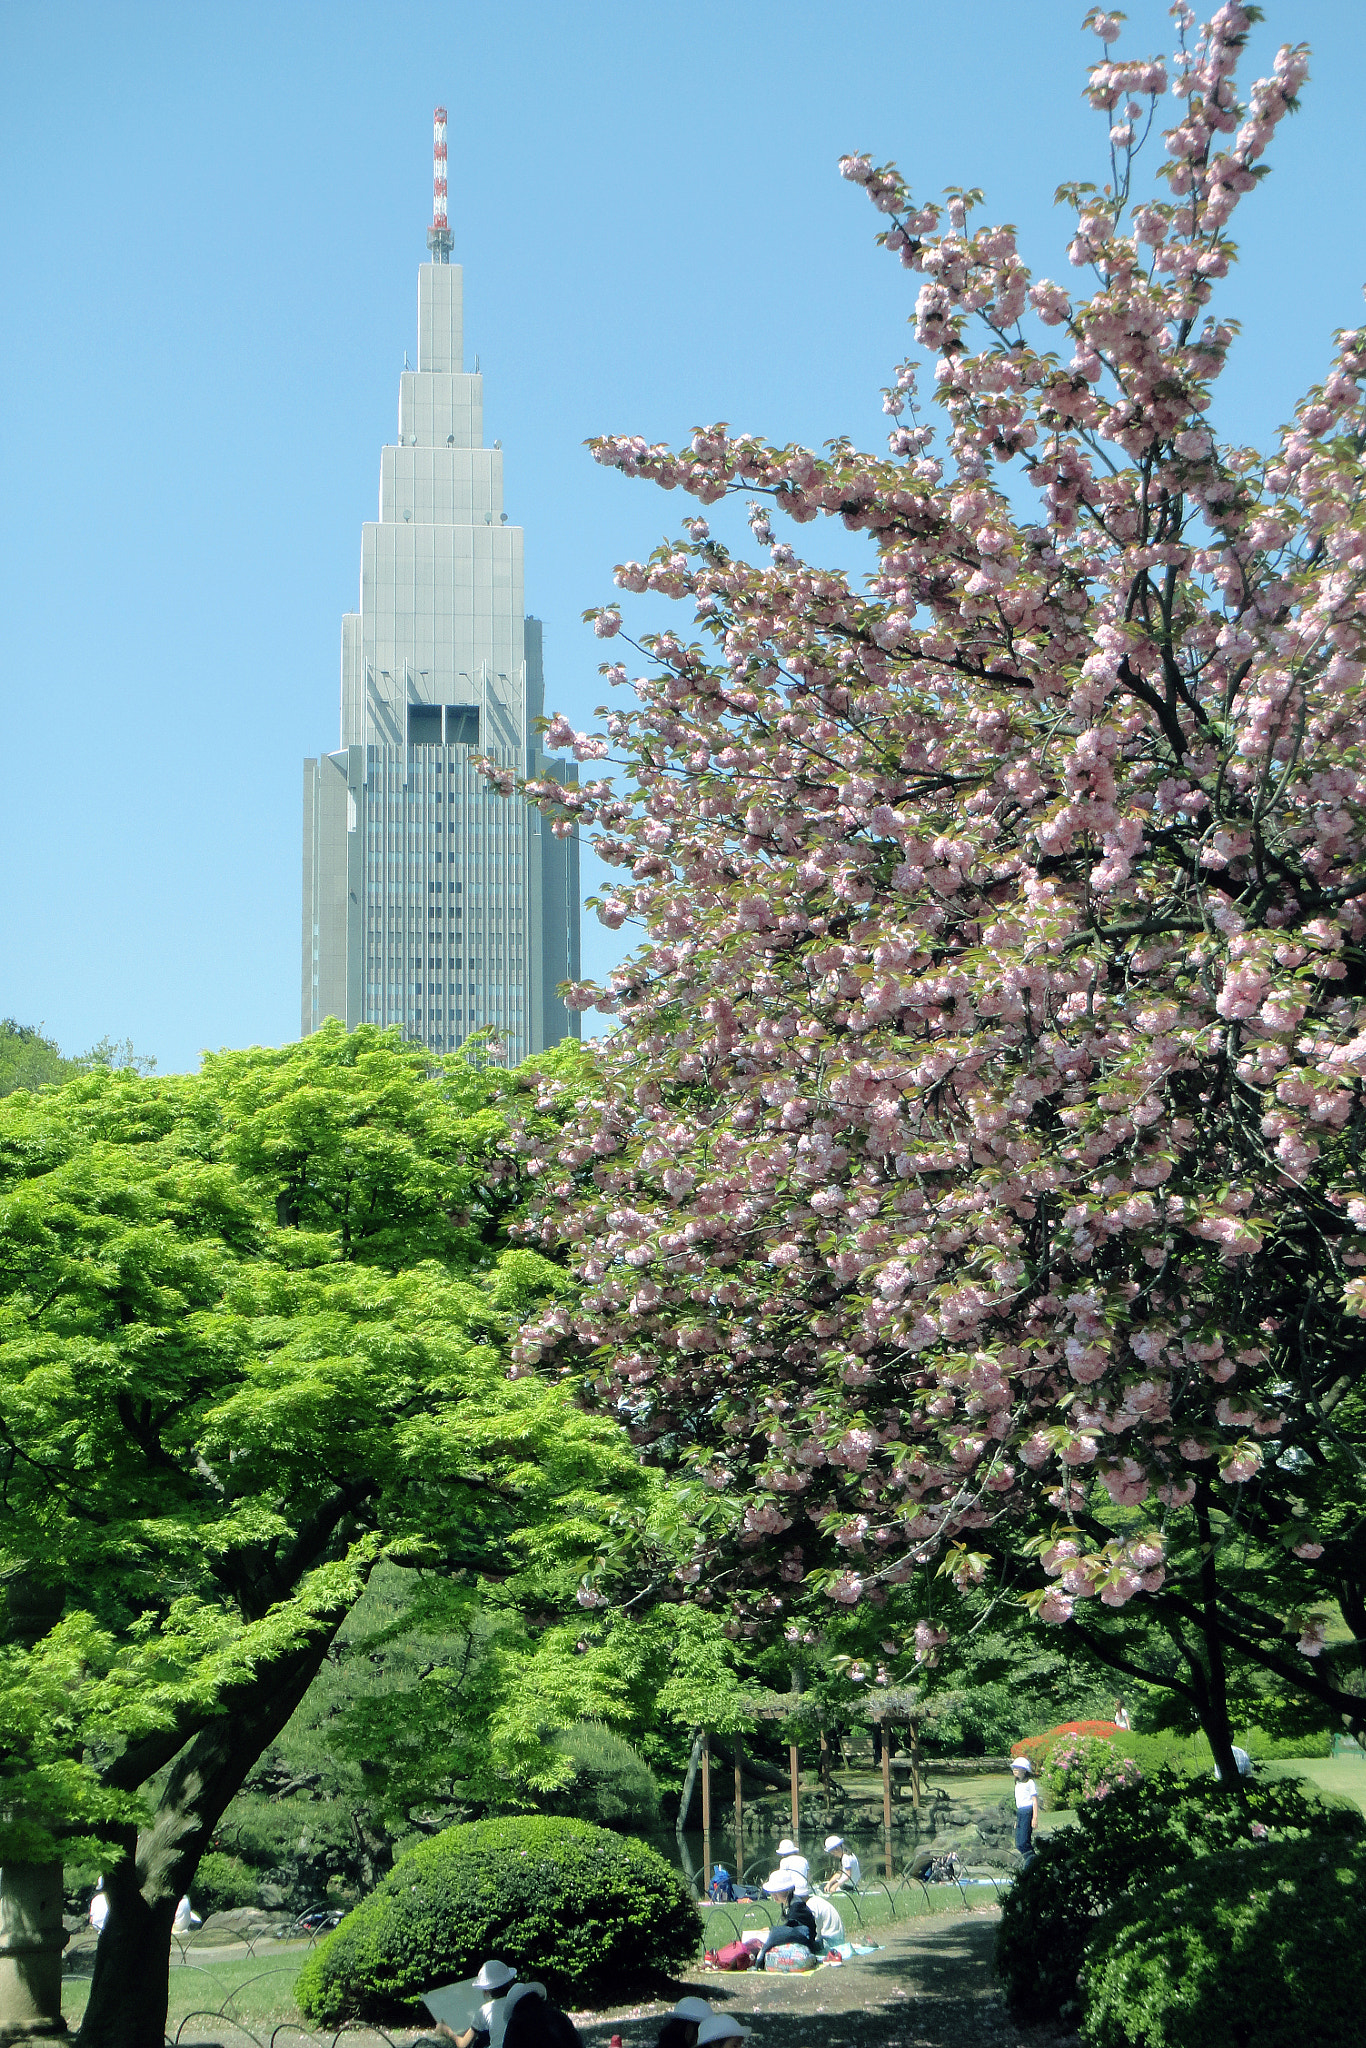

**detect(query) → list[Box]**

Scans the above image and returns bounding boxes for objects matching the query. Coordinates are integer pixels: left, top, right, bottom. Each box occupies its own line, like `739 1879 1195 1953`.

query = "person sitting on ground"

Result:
172 1895 201 1932
792 1875 844 1950
656 1996 714 2048
434 1958 518 2048
1214 1743 1255 1781
502 1981 582 2048
754 1871 819 1965
1011 1757 1040 1871
776 1836 810 1882
821 1835 860 1892
694 2018 752 2048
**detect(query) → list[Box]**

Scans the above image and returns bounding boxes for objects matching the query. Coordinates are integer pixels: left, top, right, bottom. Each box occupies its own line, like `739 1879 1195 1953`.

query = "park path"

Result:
85 1903 1069 2048
573 1907 1076 2048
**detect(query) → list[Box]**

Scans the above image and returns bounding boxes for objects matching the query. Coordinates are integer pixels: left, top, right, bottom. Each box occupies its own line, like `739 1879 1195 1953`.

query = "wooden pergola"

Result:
694 1688 929 1884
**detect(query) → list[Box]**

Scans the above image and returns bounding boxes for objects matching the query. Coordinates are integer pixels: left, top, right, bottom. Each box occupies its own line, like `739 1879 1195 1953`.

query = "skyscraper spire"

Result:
427 106 452 262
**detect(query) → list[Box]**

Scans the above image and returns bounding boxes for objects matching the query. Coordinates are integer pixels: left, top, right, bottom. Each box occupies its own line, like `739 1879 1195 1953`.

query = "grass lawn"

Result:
1273 1753 1366 1815
62 1944 313 2031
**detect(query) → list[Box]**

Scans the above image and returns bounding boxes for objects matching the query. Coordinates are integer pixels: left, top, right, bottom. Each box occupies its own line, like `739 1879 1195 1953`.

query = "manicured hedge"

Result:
1011 1722 1333 1774
295 1815 699 2024
1080 1836 1366 2048
995 1769 1364 2030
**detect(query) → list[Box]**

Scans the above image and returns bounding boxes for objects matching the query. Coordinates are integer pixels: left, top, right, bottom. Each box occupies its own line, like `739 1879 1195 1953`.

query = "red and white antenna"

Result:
427 106 452 261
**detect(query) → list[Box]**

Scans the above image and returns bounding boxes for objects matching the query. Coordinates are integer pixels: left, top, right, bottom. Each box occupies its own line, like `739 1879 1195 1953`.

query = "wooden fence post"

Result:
701 1730 711 1890
881 1716 893 1878
789 1740 800 1840
734 1731 744 1876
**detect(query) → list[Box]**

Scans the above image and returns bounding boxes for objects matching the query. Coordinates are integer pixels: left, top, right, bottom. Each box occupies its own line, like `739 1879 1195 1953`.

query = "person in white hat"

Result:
433 1961 519 2048
695 2016 752 2046
754 1870 818 1967
1011 1757 1040 1869
821 1835 860 1893
776 1837 810 1882
792 1874 845 1950
657 1996 714 2048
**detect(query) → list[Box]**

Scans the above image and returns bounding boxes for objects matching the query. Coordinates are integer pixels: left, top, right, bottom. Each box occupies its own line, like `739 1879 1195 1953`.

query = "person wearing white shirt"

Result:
793 1877 845 1950
1011 1758 1040 1868
434 1959 518 2048
776 1837 810 1882
822 1834 860 1892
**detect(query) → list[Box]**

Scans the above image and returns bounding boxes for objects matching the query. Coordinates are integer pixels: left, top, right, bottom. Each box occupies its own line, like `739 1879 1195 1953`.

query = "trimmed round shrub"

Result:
1042 1735 1143 1810
190 1850 259 1915
995 1769 1365 2029
1080 1836 1366 2048
295 1815 699 2024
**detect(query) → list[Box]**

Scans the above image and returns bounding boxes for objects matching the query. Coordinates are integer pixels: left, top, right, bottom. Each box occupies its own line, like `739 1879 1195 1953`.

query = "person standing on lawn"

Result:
1113 1699 1131 1730
1011 1757 1040 1869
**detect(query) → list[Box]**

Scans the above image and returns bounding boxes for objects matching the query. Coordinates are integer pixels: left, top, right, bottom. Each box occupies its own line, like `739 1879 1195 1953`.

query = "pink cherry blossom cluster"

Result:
487 12 1364 1681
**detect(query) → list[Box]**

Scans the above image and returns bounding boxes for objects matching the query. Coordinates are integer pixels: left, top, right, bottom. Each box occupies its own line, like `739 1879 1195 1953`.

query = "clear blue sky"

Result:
2 2 1362 1073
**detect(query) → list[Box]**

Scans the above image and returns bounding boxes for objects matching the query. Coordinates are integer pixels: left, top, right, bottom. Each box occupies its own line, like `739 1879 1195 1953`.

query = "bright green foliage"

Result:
0 1024 643 1915
545 1723 662 1830
0 1019 155 1098
1041 1735 1143 1810
1080 1838 1366 2048
189 1852 259 1916
0 1020 76 1095
294 1815 700 2022
995 1769 1365 2029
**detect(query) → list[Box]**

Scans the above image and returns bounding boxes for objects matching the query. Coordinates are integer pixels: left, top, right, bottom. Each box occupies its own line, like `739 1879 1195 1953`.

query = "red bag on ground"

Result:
705 1940 752 1971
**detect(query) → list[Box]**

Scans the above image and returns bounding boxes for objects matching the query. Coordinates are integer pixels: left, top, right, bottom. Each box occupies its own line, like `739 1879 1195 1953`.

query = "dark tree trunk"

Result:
79 1626 347 2046
676 1730 703 1837
79 1864 178 2048
1193 1486 1245 1793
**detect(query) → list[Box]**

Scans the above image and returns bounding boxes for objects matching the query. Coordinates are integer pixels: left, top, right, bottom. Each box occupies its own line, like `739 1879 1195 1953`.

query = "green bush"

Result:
1080 1837 1366 2048
1042 1735 1143 1809
1017 1723 1332 1783
546 1723 662 1831
295 1815 699 2024
994 1769 1364 2029
191 1851 260 1916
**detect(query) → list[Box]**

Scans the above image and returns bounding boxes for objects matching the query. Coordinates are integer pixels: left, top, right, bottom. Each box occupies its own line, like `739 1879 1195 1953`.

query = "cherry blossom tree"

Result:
495 5 1366 1769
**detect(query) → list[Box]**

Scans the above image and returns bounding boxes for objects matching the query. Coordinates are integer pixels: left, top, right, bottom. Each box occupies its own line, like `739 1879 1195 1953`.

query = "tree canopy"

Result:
498 6 1366 1759
0 1024 646 2043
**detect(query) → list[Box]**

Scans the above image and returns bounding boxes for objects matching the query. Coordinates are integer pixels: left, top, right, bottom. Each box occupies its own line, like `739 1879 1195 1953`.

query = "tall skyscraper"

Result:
302 110 580 1062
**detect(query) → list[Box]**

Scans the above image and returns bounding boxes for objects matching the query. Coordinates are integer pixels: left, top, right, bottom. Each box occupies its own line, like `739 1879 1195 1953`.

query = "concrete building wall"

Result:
303 254 579 1062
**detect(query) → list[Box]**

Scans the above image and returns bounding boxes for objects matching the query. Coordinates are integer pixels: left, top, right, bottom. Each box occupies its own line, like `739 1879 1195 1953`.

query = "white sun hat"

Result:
1011 1757 1032 1772
476 1960 519 1991
670 1999 715 2023
696 2018 753 2045
762 1869 797 1894
777 1837 798 1855
824 1834 844 1851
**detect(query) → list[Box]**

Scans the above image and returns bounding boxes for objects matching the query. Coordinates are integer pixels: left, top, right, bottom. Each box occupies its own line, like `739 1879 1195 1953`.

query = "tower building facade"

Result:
302 117 579 1060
